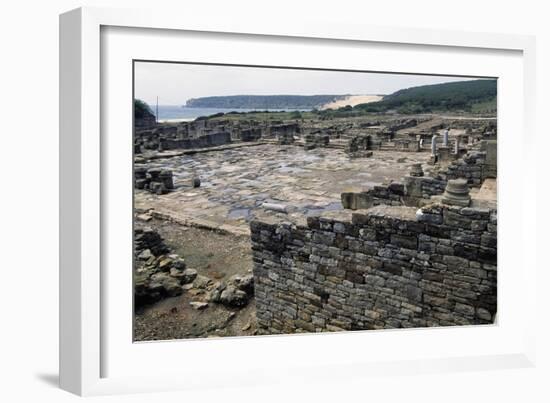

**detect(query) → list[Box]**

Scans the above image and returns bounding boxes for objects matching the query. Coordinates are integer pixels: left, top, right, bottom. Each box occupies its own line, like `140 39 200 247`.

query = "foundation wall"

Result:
251 204 497 334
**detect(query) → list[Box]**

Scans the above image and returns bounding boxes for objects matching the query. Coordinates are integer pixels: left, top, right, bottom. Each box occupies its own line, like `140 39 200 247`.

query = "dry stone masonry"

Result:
251 201 497 334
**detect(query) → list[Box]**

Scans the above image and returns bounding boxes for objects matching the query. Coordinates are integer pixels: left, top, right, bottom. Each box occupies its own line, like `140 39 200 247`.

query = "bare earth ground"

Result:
134 218 256 341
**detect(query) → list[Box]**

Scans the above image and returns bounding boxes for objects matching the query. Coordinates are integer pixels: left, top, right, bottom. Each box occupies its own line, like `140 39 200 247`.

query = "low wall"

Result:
444 141 496 184
251 203 497 334
159 131 231 150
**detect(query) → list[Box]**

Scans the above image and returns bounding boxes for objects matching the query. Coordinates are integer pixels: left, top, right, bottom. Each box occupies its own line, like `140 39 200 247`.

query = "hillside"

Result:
185 95 347 110
354 79 497 114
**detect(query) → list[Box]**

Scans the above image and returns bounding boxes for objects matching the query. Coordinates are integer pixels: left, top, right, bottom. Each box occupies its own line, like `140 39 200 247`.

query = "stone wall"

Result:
342 182 405 209
445 150 486 185
251 203 497 334
444 141 496 184
239 128 262 142
159 131 231 150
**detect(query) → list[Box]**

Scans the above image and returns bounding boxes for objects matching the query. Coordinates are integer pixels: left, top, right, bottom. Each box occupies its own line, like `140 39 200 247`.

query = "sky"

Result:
134 61 479 106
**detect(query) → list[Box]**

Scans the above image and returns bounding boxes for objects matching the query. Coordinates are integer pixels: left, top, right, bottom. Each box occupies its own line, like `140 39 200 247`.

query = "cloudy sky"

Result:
134 61 478 106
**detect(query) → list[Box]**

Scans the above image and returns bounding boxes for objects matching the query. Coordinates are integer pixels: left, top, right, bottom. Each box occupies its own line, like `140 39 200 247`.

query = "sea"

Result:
155 105 308 122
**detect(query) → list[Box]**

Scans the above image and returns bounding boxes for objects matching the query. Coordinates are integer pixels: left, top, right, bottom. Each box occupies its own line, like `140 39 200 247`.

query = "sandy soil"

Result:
321 95 384 110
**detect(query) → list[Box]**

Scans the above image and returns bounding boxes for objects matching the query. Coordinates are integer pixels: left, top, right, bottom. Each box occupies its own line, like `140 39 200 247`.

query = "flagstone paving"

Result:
134 144 432 235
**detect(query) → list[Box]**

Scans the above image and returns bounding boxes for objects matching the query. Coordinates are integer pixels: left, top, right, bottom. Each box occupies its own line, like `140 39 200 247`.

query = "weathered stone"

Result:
251 201 496 333
442 179 471 207
189 301 209 310
193 274 212 289
220 285 249 307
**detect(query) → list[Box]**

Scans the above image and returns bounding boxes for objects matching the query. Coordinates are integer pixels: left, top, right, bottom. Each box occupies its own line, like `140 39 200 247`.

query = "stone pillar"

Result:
443 129 449 147
134 165 148 189
404 176 423 199
431 135 437 156
441 179 471 207
410 163 424 177
454 137 460 154
480 140 497 179
160 169 174 190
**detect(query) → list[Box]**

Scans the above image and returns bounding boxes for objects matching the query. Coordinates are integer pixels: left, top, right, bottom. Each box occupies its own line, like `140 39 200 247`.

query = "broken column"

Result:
429 135 438 164
441 179 471 207
481 140 497 178
431 135 437 156
443 128 449 147
410 163 424 177
159 169 174 190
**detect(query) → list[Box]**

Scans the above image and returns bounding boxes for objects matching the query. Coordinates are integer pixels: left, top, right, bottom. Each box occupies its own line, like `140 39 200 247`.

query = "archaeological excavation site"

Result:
132 68 497 341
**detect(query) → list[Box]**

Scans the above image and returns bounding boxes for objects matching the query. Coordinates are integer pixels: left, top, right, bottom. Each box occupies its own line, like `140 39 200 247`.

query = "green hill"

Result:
185 95 346 110
355 79 497 114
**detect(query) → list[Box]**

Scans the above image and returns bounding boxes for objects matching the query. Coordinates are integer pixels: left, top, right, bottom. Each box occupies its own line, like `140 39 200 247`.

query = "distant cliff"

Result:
185 95 347 110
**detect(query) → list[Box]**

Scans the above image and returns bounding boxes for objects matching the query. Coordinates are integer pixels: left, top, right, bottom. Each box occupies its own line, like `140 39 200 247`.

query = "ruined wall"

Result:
251 203 497 334
340 176 447 210
239 128 262 141
341 183 405 209
445 150 486 185
159 131 231 150
444 141 496 184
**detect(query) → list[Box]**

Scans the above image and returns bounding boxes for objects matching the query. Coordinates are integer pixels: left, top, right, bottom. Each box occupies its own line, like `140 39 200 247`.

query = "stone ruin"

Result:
346 134 372 158
132 113 498 336
409 163 424 177
134 226 255 310
304 132 330 150
249 139 497 334
341 144 495 211
134 226 190 308
272 123 299 145
251 198 496 333
159 131 232 151
134 166 174 195
277 132 295 145
134 165 203 193
239 127 262 142
441 179 471 207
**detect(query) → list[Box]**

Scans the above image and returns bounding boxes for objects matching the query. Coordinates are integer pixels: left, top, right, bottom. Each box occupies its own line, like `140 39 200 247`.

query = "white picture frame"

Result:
59 6 537 396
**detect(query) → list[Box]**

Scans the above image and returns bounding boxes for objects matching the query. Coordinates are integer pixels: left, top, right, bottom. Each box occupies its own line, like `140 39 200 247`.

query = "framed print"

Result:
59 7 537 396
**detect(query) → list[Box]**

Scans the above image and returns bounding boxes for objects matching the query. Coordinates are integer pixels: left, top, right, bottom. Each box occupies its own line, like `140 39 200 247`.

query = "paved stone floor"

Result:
135 144 432 235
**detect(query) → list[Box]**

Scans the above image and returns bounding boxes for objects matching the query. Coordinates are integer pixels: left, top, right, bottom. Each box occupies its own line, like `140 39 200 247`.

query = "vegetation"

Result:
354 79 497 114
185 95 346 110
134 99 154 119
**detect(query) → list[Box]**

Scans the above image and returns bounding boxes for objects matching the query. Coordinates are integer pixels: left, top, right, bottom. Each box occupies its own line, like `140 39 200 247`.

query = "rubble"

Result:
134 166 175 195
